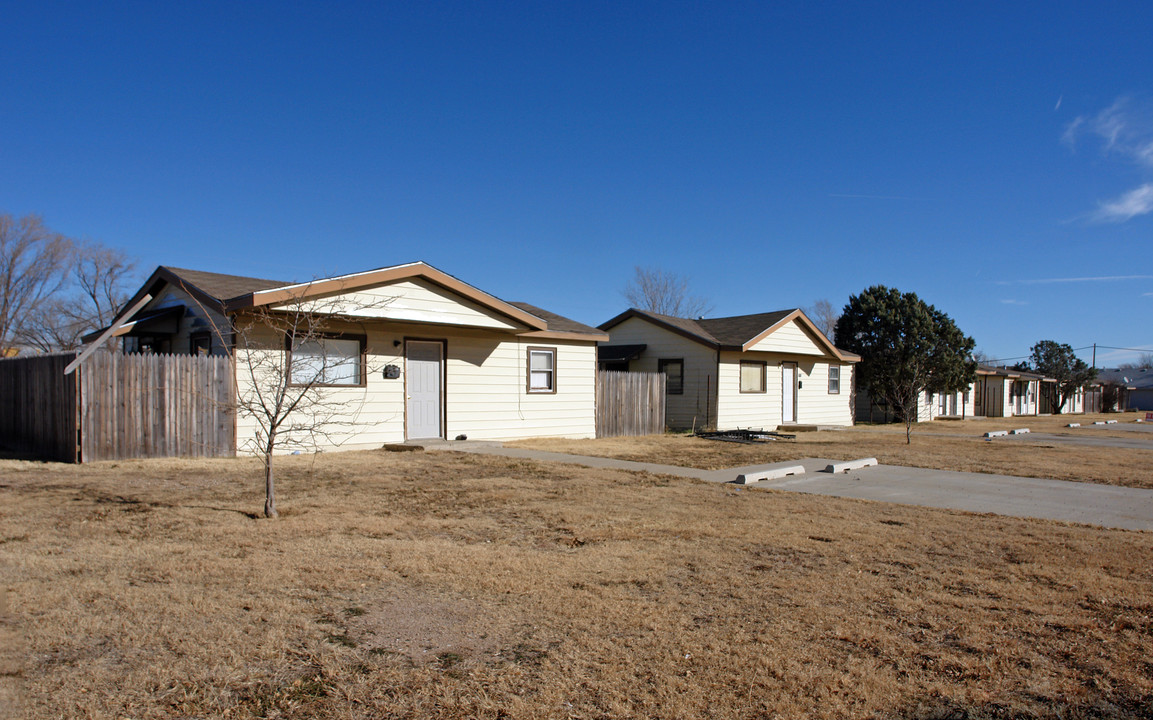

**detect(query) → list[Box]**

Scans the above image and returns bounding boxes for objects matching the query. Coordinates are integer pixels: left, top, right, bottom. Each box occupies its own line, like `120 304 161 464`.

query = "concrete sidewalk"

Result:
434 442 1153 532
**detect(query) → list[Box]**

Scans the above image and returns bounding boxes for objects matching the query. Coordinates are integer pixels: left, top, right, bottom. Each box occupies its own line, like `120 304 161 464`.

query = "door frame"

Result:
404 338 447 440
781 362 798 424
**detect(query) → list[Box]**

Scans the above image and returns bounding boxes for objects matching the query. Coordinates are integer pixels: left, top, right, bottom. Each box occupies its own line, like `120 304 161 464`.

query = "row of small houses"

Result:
0 260 1135 463
854 363 1117 424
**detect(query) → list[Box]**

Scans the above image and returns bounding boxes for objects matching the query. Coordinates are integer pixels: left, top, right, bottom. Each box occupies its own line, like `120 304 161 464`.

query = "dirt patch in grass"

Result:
2 451 1152 718
510 415 1153 489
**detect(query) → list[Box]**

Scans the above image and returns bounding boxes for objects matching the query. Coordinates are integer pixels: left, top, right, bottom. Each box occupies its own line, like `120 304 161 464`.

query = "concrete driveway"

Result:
450 444 1153 532
749 460 1153 532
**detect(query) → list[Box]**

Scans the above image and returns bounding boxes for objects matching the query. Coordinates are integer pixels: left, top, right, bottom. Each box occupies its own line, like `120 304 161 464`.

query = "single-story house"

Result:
1096 368 1153 412
975 365 1087 417
857 363 1087 423
855 384 977 424
597 308 859 431
92 262 607 452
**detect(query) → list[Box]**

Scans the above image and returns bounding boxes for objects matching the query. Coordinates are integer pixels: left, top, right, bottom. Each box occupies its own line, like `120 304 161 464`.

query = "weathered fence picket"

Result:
596 370 666 438
0 352 234 462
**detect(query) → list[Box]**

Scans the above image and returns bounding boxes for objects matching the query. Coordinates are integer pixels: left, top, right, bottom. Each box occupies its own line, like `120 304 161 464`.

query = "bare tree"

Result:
623 266 712 319
805 299 840 342
0 213 73 354
1119 352 1153 370
232 291 390 518
972 349 991 365
15 242 135 352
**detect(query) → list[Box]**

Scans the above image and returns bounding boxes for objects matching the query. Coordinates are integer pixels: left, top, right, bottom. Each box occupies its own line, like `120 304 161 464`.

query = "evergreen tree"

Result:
835 285 976 443
1027 340 1097 414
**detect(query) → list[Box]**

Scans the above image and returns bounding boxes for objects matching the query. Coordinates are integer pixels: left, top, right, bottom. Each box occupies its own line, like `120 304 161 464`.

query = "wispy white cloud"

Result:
1065 96 1153 223
999 299 1028 305
1091 183 1153 222
1144 292 1153 297
996 275 1153 286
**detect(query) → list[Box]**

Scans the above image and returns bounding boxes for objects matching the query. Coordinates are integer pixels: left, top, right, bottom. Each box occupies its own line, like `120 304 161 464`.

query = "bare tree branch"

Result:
0 213 73 353
232 290 394 518
14 240 135 352
805 299 840 342
623 266 712 319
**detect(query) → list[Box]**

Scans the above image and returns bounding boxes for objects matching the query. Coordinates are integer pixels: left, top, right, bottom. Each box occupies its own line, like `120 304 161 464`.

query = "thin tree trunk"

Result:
264 435 278 518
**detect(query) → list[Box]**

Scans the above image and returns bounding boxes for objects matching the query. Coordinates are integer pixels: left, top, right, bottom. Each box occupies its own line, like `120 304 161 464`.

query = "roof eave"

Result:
519 330 611 342
739 309 859 363
599 308 718 349
236 262 548 331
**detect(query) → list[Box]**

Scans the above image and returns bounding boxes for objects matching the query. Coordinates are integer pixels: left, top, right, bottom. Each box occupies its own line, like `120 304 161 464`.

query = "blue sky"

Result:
2 1 1151 366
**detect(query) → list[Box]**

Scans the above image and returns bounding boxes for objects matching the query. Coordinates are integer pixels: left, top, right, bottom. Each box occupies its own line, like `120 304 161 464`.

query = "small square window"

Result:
658 359 684 395
527 347 557 393
740 361 766 393
828 366 840 394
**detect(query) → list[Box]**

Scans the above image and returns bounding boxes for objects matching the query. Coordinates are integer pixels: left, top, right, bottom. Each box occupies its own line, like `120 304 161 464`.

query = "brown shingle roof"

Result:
507 301 605 336
162 266 290 303
600 307 858 361
144 266 602 339
600 308 800 347
697 310 796 347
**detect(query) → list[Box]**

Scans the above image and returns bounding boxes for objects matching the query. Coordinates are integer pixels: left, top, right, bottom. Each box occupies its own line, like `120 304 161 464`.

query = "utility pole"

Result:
1092 343 1096 369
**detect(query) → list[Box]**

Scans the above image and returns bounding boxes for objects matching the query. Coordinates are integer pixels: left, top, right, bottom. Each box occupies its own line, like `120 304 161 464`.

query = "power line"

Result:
983 344 1148 367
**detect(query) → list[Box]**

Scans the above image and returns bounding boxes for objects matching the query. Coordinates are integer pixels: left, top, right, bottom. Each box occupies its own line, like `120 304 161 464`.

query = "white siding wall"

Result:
714 351 781 429
798 361 855 425
1009 380 1040 416
445 336 597 441
602 317 717 430
234 319 596 455
277 278 523 330
745 319 827 356
711 352 854 429
1060 387 1084 414
924 385 977 420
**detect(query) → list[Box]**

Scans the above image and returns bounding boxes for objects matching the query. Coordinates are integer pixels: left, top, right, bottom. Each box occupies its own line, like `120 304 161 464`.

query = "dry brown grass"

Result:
2 451 1152 719
510 413 1153 489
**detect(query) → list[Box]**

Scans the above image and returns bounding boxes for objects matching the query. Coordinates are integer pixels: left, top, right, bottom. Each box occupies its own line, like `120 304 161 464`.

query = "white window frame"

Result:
289 335 365 387
828 365 840 394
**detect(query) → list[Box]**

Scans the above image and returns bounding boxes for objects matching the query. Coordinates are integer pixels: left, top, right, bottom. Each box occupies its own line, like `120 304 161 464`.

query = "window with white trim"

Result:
828 365 840 394
289 335 364 386
527 346 556 393
740 361 766 393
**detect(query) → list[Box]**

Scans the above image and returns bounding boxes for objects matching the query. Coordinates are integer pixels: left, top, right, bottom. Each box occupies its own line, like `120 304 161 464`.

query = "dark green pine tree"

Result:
835 286 976 443
1027 340 1097 414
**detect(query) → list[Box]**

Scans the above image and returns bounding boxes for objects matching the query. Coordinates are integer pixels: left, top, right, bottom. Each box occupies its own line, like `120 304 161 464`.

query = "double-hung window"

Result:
828 366 840 394
527 347 557 393
658 359 684 395
289 335 365 386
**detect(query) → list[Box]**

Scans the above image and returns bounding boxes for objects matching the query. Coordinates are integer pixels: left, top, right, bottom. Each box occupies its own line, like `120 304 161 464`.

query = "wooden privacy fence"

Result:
0 352 234 462
80 352 234 461
596 370 666 437
0 353 78 462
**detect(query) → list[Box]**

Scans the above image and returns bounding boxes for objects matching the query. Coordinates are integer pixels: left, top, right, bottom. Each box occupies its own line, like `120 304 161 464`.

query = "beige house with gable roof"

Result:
98 262 606 453
598 308 859 431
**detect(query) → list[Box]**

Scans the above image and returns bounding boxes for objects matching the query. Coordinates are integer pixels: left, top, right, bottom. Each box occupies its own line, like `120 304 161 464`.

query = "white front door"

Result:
406 340 443 439
782 363 797 424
